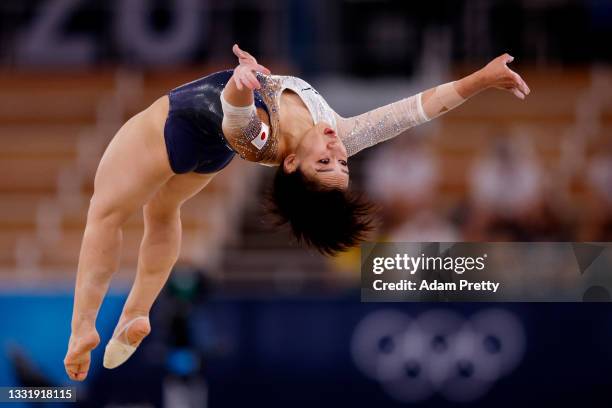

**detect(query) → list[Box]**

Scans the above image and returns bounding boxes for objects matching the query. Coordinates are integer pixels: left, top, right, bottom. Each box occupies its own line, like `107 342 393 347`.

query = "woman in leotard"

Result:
64 44 530 381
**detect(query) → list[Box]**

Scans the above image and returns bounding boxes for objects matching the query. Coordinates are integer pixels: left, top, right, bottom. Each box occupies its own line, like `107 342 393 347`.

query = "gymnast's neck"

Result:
273 90 316 163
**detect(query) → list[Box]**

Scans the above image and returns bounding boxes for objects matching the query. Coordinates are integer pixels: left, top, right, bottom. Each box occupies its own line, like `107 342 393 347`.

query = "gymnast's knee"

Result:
143 201 181 229
86 194 135 229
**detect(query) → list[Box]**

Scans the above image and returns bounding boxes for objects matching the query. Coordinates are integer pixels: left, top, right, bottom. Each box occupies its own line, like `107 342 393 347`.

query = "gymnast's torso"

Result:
163 69 337 174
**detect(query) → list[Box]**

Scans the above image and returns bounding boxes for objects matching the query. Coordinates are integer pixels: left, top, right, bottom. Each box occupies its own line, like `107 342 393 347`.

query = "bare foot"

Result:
64 329 100 381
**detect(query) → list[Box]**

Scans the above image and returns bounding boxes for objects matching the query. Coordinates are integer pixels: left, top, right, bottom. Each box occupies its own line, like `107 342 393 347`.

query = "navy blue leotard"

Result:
164 69 269 174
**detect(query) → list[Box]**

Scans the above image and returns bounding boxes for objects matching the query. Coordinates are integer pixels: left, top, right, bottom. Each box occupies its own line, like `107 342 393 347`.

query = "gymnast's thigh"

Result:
89 107 175 223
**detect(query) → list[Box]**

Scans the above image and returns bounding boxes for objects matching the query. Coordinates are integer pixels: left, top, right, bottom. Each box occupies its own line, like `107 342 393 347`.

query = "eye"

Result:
339 160 348 166
318 159 330 164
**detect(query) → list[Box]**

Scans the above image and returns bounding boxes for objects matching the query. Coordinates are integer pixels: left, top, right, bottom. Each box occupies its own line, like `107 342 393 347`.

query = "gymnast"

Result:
64 44 530 381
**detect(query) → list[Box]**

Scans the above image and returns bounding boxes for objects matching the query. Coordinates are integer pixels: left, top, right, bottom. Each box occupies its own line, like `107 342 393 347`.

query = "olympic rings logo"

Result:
350 308 526 403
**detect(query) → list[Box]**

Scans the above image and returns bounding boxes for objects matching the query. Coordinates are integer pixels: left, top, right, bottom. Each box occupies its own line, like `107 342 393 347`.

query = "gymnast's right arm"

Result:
336 53 531 156
220 44 270 140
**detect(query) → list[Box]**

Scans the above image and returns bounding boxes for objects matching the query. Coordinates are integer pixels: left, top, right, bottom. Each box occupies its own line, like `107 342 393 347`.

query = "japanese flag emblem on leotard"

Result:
251 122 270 150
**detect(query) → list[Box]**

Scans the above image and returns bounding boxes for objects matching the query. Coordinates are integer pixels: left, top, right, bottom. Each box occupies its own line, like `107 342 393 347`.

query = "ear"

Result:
283 153 299 173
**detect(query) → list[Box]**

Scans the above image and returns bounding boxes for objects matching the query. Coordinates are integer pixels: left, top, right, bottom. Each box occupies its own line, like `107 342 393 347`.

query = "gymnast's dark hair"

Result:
266 167 378 256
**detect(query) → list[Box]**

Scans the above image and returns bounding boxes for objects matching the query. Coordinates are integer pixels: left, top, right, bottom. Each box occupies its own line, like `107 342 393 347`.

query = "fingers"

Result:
244 70 261 89
233 74 243 91
232 43 272 78
516 74 530 95
501 53 514 64
233 67 261 90
233 71 248 91
256 64 271 75
232 43 271 79
234 69 252 90
501 54 530 95
233 44 255 63
509 87 525 100
508 69 530 95
232 44 245 59
490 53 530 100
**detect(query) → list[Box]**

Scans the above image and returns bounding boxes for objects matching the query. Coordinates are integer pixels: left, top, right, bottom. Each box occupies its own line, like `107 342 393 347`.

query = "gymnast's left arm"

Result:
336 53 530 156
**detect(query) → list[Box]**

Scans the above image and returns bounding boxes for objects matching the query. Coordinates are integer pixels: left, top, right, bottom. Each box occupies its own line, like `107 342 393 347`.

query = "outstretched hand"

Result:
482 54 531 99
232 44 271 91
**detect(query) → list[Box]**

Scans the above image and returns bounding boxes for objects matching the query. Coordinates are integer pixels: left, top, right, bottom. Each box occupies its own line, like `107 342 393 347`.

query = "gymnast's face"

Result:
284 122 349 189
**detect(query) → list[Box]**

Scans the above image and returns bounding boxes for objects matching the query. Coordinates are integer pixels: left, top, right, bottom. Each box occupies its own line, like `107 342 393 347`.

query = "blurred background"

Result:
0 0 611 406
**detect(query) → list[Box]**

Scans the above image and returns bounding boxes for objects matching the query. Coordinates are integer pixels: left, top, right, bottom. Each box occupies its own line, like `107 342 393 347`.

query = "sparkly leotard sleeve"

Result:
334 93 430 156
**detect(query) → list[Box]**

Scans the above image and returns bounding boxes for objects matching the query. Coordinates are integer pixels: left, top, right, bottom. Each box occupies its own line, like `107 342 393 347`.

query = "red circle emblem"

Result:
261 132 266 140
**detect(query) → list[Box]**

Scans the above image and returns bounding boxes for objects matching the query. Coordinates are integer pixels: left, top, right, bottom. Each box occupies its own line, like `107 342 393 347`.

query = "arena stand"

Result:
430 68 612 234
433 68 609 196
